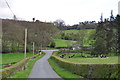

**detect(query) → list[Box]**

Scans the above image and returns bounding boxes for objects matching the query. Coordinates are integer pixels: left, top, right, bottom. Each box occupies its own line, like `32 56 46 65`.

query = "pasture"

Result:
61 30 79 33
58 53 119 64
1 53 37 69
54 39 77 47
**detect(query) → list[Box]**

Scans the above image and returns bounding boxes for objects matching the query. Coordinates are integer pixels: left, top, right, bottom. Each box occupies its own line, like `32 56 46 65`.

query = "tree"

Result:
54 19 65 27
93 14 117 55
77 29 86 46
33 18 35 22
115 15 120 55
50 41 56 48
110 10 114 21
92 22 107 55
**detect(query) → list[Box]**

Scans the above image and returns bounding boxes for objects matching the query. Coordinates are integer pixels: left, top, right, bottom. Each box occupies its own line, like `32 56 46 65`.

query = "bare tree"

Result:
54 19 65 27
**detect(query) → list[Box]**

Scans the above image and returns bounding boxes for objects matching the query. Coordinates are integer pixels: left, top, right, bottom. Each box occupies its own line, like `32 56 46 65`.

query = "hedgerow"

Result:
50 51 119 79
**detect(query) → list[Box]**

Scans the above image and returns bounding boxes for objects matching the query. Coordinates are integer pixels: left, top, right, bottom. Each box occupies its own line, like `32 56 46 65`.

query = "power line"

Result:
5 0 14 15
4 0 16 19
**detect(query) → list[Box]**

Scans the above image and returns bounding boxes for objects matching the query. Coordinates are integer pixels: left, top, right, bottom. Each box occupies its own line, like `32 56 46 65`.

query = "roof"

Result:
72 44 80 47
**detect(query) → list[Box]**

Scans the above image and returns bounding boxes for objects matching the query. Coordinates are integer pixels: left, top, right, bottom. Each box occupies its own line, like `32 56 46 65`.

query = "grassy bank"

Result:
48 58 81 80
11 52 45 78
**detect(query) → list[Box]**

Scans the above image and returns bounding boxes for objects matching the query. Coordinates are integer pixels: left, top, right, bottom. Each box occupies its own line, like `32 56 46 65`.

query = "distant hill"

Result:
57 23 97 30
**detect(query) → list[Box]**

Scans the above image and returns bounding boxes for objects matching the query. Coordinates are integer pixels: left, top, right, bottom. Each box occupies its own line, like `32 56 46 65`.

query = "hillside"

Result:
2 19 58 53
53 29 96 47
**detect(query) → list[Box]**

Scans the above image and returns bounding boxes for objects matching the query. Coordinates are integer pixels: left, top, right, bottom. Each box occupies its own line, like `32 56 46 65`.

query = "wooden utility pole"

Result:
24 28 27 59
33 42 35 55
24 28 27 70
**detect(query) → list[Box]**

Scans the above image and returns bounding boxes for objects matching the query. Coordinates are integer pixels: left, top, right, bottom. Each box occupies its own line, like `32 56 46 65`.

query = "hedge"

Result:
0 53 40 79
50 51 119 79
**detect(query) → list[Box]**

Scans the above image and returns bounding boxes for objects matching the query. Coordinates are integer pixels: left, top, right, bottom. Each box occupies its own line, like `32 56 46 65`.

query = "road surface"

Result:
28 50 62 79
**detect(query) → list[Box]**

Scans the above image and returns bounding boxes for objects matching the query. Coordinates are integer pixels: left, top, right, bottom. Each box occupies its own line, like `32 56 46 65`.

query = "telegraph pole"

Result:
33 42 35 55
24 28 27 70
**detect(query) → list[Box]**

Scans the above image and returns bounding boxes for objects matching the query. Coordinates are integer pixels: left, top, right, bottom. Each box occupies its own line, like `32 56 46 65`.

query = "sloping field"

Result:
54 39 77 47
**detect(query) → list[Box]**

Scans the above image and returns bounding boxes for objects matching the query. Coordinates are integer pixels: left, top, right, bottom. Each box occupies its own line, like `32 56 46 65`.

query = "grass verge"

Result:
10 52 45 78
48 58 82 80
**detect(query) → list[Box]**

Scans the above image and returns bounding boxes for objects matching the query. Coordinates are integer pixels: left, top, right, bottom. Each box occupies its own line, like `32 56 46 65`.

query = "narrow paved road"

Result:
28 50 62 79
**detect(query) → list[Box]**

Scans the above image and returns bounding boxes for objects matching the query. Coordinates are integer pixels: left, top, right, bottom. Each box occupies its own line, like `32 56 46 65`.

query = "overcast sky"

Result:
0 0 119 25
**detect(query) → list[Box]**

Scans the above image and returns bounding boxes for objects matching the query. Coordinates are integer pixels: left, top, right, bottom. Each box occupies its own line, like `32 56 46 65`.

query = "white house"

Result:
72 44 81 50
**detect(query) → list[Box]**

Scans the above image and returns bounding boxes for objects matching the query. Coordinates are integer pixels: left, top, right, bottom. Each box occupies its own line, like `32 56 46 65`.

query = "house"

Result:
72 44 81 50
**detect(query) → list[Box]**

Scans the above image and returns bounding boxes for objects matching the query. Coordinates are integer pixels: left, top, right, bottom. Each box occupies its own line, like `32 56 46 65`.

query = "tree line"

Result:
54 19 97 30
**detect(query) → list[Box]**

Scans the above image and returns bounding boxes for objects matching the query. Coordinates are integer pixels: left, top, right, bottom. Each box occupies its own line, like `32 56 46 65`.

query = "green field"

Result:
58 53 119 64
54 39 77 47
67 56 119 64
61 30 79 33
1 53 37 69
